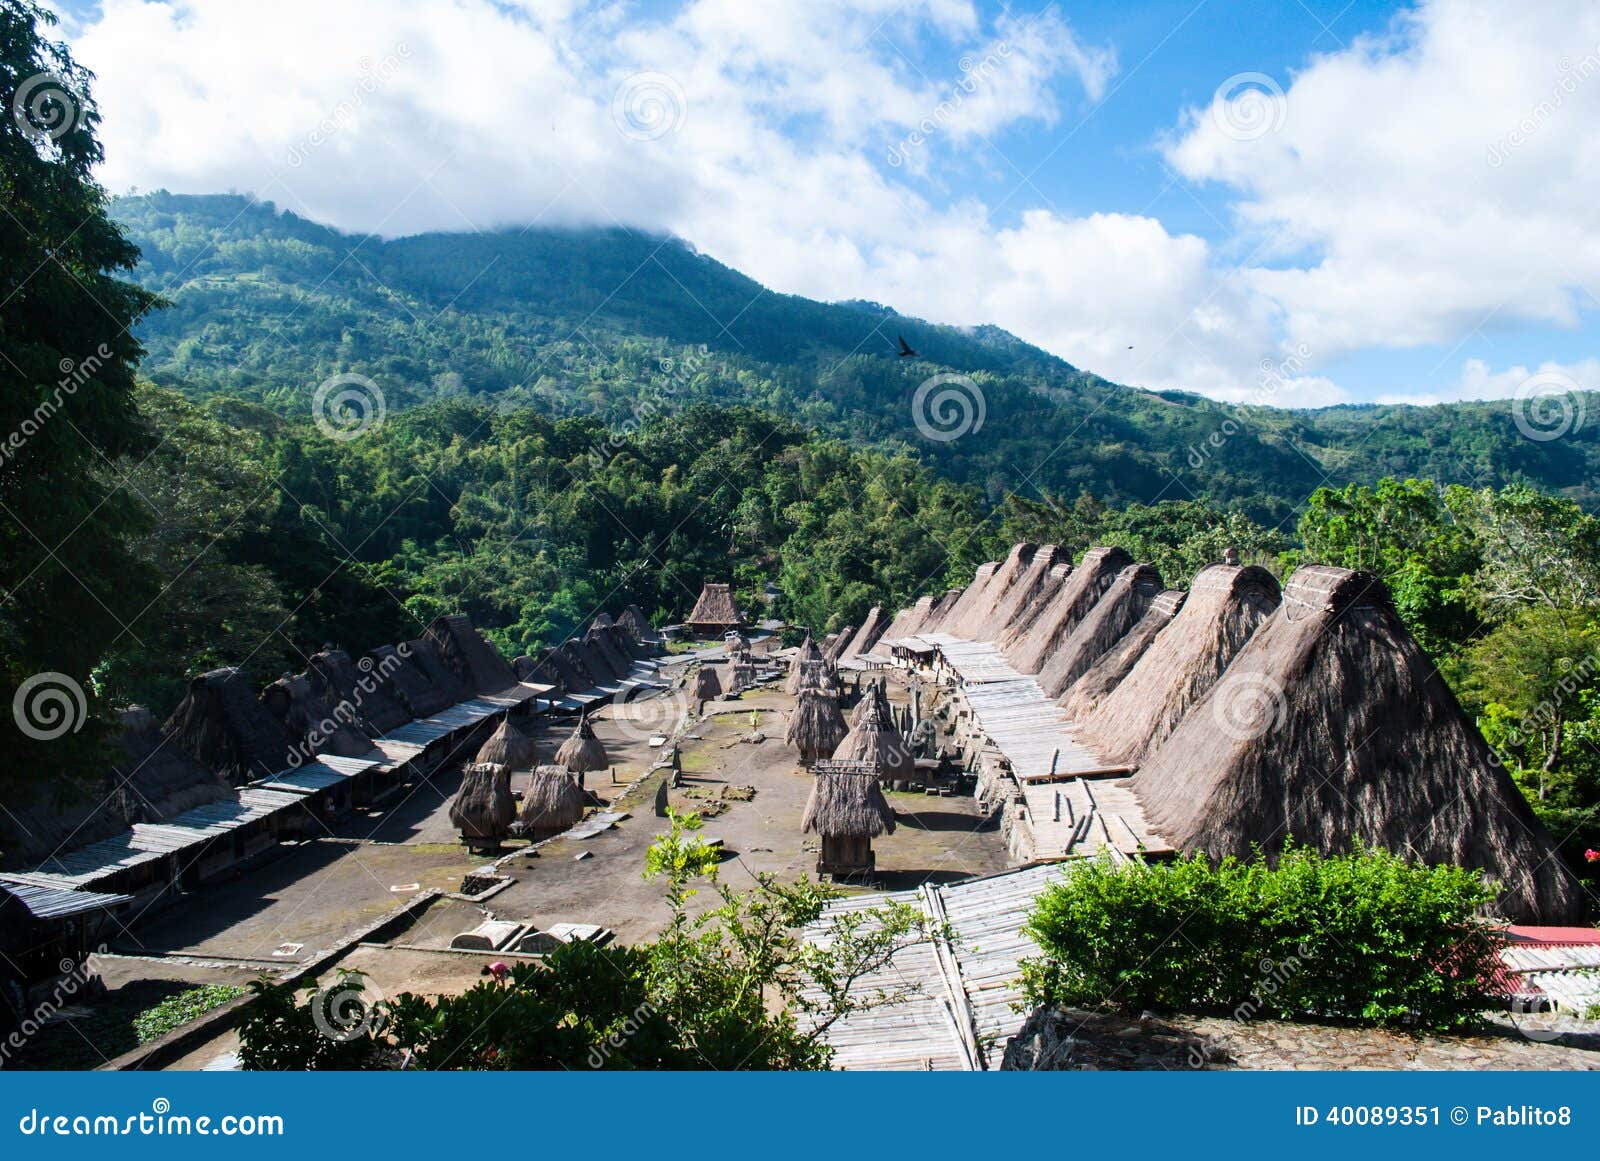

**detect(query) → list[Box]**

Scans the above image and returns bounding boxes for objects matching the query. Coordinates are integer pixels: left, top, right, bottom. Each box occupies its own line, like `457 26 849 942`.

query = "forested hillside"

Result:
116 193 1600 524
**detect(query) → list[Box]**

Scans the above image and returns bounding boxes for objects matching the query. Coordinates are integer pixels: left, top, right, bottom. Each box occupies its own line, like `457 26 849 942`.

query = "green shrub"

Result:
1020 846 1503 1030
132 984 246 1044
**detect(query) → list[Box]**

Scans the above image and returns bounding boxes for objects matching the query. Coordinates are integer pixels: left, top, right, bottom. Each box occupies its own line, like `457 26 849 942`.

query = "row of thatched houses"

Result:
0 610 664 990
873 543 1582 924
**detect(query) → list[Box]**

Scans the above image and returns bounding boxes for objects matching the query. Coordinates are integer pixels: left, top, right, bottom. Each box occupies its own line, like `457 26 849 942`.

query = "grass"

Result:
4 979 248 1070
132 984 247 1044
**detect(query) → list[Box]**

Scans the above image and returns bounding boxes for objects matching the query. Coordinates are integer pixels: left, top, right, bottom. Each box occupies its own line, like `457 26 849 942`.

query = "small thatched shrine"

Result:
787 687 848 764
450 762 515 850
834 688 914 782
554 715 608 780
520 764 586 839
803 759 897 876
475 718 538 771
786 634 823 695
686 582 744 637
694 665 723 706
1134 566 1585 923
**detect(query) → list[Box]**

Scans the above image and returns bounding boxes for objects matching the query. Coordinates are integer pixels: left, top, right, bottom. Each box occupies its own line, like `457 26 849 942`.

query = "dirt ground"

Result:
46 669 1006 1070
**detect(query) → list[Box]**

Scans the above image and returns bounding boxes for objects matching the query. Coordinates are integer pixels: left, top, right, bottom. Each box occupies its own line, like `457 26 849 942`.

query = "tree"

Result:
0 3 161 796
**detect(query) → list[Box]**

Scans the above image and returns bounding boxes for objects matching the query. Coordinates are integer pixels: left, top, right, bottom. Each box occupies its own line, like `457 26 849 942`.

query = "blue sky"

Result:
47 0 1600 407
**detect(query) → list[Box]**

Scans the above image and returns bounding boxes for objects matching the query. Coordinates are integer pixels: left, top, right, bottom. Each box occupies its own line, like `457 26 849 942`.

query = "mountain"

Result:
114 192 1600 522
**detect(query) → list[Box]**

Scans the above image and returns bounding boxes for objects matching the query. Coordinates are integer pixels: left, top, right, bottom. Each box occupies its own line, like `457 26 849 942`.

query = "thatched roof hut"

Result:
1003 546 1132 673
449 762 515 846
164 667 296 785
554 715 608 773
1036 563 1165 698
425 614 517 695
883 594 938 642
1058 589 1186 719
953 545 1040 639
786 687 848 763
834 689 915 782
694 665 723 703
475 718 538 771
687 582 744 636
261 672 377 760
592 612 614 630
1002 560 1072 644
849 678 893 727
802 764 898 838
921 588 966 637
1079 563 1280 768
307 647 411 736
786 634 823 695
556 640 600 689
1133 566 1584 924
587 626 633 678
823 627 855 664
520 764 586 837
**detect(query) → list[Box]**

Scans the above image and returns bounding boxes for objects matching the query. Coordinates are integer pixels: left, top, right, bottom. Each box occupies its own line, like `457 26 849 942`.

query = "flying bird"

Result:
895 335 918 358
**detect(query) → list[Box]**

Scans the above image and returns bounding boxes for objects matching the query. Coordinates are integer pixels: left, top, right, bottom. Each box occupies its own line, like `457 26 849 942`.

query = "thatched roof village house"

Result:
803 759 898 877
787 687 848 764
837 606 891 662
877 543 1585 922
786 635 825 695
520 765 586 839
686 582 744 637
619 603 661 645
450 762 515 850
1134 566 1582 923
554 715 608 781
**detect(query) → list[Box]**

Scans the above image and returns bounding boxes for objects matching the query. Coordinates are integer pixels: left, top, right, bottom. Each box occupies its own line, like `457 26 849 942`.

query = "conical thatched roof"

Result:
368 642 456 718
1133 566 1584 924
687 582 744 630
475 718 539 771
1003 560 1072 644
164 667 296 785
849 678 893 727
1058 589 1186 719
450 762 515 843
520 764 586 833
954 549 1034 639
883 594 938 642
694 665 723 702
786 635 823 695
1003 546 1132 673
554 715 608 772
823 627 855 664
786 687 848 762
938 563 1001 638
1036 563 1165 698
803 766 898 837
834 691 915 781
920 588 966 636
1080 563 1280 768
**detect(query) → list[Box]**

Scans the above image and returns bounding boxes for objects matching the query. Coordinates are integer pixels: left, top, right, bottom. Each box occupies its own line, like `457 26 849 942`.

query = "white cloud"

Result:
1374 357 1600 406
1167 0 1600 364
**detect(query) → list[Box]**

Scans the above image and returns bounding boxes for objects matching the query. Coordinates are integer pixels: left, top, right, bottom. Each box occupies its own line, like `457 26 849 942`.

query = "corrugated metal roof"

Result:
254 763 351 793
1501 942 1600 1015
0 876 132 919
801 864 1074 1070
